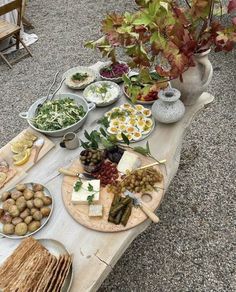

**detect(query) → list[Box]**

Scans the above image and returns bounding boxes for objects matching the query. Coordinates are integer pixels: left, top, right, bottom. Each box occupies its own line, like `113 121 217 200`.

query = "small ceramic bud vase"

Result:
151 88 185 124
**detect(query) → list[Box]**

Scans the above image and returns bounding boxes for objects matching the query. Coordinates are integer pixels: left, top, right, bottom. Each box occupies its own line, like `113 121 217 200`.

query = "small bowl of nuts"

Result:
0 182 53 239
80 149 105 173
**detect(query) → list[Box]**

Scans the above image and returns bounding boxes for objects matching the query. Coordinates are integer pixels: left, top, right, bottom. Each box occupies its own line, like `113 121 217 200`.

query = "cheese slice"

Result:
89 204 103 217
71 179 100 205
117 151 141 174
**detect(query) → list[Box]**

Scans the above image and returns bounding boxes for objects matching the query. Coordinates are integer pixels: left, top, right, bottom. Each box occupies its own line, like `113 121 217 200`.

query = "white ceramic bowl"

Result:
63 66 96 89
99 61 130 83
19 93 96 137
83 81 121 107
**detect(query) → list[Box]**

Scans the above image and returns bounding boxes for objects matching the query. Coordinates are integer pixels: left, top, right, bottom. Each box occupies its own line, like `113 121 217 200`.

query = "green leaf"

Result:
133 146 149 156
101 137 115 149
100 127 107 137
90 130 101 143
90 139 99 150
84 130 91 141
121 133 130 145
87 183 94 192
146 141 151 154
80 140 90 149
133 14 152 26
98 116 109 128
87 194 95 205
74 179 82 192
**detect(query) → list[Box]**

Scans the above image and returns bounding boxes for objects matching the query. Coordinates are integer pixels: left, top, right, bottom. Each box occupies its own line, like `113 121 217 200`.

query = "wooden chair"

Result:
0 0 33 68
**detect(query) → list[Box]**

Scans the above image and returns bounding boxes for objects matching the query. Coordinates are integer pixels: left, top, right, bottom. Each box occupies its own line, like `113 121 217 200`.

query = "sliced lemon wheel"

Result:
23 132 38 142
18 139 33 148
13 149 31 166
11 142 27 154
0 172 7 184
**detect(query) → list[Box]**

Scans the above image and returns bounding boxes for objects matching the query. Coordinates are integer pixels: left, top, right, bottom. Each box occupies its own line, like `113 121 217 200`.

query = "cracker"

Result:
54 255 72 292
46 255 65 292
52 255 68 292
42 256 63 292
33 254 55 292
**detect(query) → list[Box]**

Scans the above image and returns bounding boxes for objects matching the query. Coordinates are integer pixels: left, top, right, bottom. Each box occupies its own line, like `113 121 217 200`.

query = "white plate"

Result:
38 238 73 292
0 182 53 239
83 81 121 107
63 66 96 89
103 105 155 143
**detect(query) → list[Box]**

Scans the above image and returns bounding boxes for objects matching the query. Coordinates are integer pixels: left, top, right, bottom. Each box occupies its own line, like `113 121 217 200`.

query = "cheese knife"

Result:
58 168 95 180
124 190 160 223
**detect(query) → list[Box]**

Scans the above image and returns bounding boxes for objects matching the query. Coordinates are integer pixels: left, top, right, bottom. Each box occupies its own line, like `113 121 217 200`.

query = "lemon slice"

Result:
13 149 31 166
23 132 38 142
18 139 33 148
0 172 7 184
11 142 27 154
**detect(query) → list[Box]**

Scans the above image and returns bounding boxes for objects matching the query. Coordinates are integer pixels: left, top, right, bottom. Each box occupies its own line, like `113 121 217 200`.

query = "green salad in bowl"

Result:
33 98 86 131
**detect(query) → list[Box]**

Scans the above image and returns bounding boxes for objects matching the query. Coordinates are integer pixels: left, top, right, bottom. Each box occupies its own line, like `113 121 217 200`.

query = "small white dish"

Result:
99 61 130 83
83 81 121 107
63 66 96 89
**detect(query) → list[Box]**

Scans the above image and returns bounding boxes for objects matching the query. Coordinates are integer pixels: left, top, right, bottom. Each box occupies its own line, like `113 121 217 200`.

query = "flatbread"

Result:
47 255 65 292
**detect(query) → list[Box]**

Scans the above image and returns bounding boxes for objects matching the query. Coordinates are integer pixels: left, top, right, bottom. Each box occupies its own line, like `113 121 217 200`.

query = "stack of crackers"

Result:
0 237 72 291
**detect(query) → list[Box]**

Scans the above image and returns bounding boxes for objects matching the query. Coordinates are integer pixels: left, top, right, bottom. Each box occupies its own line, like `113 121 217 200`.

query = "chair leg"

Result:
0 52 12 68
14 34 33 57
16 32 20 50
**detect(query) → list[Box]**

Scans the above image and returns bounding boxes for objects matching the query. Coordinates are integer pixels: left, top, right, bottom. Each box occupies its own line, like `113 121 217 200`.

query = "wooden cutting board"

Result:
62 152 165 232
0 128 55 193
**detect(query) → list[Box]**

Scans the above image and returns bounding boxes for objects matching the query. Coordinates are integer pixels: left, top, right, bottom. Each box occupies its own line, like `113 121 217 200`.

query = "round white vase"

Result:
151 88 185 124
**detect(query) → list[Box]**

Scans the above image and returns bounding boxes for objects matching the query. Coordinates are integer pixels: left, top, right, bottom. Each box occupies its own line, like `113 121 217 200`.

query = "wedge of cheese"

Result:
117 151 141 174
71 179 100 205
89 204 103 217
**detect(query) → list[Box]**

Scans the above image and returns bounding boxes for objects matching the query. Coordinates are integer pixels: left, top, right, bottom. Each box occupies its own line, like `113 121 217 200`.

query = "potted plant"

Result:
85 0 236 105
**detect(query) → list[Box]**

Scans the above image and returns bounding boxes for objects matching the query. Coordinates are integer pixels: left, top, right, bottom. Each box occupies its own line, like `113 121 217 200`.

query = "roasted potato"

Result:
11 191 23 200
16 197 27 212
3 199 15 212
34 191 45 199
26 200 34 209
15 222 28 236
0 213 12 224
12 217 23 225
28 220 41 232
20 208 30 219
16 184 26 192
8 205 20 217
24 216 33 225
1 191 11 202
32 184 44 192
23 189 34 200
33 198 44 209
42 196 52 206
32 210 43 221
3 223 15 235
30 208 38 216
40 207 51 217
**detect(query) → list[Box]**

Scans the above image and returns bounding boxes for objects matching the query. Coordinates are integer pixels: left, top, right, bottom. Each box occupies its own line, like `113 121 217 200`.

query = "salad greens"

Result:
33 98 86 131
72 72 88 81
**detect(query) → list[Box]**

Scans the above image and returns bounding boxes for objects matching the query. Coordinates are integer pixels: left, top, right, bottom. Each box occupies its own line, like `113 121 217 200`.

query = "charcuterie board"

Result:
0 128 55 193
62 152 165 232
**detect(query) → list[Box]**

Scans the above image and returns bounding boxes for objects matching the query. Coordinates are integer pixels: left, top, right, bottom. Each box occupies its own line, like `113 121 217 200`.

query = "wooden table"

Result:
0 63 214 291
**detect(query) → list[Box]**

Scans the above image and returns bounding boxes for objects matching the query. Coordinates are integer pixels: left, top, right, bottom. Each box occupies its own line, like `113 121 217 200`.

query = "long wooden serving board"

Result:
0 128 55 193
62 151 165 232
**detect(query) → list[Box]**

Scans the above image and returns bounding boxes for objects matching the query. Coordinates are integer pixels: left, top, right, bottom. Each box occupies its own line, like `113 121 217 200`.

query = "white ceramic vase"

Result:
151 88 185 124
171 49 213 105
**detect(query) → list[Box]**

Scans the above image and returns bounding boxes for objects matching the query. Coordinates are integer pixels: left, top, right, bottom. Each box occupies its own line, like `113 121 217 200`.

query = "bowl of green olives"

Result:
0 182 53 239
80 149 105 173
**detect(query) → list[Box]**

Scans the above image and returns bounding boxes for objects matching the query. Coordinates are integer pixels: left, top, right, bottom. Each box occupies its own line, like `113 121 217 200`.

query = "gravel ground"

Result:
0 1 235 291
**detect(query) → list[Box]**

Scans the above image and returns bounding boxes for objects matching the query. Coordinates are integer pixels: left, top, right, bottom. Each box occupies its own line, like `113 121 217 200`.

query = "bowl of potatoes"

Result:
0 182 53 239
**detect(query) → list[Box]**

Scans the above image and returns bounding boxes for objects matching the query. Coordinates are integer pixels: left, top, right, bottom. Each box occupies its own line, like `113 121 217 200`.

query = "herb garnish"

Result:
87 183 94 192
74 179 82 191
87 194 95 205
72 72 88 81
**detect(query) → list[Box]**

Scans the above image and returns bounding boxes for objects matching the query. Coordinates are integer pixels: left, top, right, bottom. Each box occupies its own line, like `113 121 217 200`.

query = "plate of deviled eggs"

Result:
104 103 155 143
